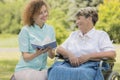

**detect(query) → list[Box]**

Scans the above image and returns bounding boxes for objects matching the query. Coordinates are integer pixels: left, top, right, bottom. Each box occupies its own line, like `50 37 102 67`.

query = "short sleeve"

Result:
18 27 30 52
99 31 115 51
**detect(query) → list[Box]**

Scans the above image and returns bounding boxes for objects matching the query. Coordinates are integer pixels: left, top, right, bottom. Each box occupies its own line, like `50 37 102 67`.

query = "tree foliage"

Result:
47 8 71 44
0 0 25 34
0 0 120 43
96 0 120 43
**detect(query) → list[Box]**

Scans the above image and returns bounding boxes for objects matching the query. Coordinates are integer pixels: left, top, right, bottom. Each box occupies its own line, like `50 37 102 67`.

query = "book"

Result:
31 41 57 49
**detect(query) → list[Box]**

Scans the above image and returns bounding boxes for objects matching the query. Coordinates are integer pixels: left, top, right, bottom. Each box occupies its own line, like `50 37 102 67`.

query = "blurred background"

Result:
0 0 120 80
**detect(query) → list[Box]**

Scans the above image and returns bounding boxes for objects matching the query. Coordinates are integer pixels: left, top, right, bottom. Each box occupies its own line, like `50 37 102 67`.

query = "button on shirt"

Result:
61 28 115 57
15 24 55 72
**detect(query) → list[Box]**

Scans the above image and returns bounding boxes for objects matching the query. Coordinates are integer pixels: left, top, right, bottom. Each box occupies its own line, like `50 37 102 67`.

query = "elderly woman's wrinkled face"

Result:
76 16 90 31
33 5 48 26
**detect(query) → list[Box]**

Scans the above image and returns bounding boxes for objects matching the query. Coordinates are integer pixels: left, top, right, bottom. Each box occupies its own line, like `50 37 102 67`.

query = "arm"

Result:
56 32 75 58
56 46 70 58
48 48 55 59
22 48 49 61
78 31 116 64
57 47 116 66
88 51 116 60
92 31 116 59
78 51 116 64
56 46 79 66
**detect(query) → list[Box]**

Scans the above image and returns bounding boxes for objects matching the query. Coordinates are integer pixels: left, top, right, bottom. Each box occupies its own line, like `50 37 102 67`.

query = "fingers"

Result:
68 54 80 67
70 58 80 67
47 46 52 49
42 48 49 53
36 46 53 54
78 55 89 64
36 48 48 54
78 57 84 64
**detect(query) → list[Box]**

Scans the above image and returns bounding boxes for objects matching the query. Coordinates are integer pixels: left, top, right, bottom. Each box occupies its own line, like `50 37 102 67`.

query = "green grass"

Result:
0 60 18 80
114 63 120 72
0 54 54 80
0 51 120 80
115 47 120 64
0 34 18 48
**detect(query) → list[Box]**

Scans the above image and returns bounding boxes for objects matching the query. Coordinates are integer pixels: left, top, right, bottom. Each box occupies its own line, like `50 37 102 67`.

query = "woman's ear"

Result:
86 16 92 22
88 16 92 21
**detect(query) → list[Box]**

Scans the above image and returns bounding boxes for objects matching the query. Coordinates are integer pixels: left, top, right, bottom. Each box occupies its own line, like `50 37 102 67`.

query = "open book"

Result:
31 41 57 49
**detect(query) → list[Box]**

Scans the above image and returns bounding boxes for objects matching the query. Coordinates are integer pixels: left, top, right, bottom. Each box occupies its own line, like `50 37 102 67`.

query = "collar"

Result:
78 28 95 38
34 23 46 30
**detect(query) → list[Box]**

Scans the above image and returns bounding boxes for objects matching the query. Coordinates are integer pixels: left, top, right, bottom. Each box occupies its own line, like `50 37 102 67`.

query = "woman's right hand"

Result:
36 48 49 55
56 46 80 67
68 54 79 67
22 48 49 61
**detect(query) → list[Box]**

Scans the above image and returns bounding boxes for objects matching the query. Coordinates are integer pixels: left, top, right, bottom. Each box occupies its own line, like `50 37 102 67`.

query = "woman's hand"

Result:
78 54 91 64
56 46 80 66
22 48 49 61
36 48 49 55
68 54 79 67
47 47 55 59
47 47 52 53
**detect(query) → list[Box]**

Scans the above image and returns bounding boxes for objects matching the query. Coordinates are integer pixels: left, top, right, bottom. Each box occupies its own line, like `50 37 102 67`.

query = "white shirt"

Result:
61 28 115 57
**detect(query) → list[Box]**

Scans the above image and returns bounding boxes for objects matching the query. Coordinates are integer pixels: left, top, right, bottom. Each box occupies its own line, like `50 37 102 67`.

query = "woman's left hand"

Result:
47 47 55 58
78 55 91 64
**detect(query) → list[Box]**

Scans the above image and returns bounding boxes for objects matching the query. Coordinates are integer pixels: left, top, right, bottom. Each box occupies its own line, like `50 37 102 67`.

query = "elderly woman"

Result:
48 7 116 80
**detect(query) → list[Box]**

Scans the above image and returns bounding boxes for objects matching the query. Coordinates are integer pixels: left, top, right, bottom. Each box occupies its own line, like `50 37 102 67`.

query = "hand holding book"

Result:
35 47 49 55
31 41 57 49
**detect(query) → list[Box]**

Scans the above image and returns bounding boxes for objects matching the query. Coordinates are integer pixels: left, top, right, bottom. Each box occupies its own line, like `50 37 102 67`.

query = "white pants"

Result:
14 69 47 80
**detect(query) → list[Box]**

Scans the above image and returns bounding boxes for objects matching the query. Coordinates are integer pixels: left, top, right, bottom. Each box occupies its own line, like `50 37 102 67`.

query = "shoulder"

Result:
45 24 54 30
21 25 35 31
21 25 30 31
95 30 109 36
70 30 79 36
19 25 31 34
69 30 79 38
95 29 106 33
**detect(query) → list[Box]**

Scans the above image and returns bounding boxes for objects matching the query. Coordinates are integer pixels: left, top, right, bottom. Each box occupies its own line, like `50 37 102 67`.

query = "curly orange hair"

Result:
22 0 49 26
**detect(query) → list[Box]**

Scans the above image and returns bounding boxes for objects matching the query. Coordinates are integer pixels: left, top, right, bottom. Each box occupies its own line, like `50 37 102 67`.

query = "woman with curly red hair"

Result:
13 0 56 80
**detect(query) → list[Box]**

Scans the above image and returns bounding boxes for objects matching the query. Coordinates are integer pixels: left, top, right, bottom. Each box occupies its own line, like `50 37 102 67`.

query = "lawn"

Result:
0 48 120 80
0 34 18 48
0 53 55 80
0 34 120 80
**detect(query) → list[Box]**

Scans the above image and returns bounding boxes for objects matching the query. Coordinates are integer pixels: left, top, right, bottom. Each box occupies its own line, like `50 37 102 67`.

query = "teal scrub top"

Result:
15 23 56 72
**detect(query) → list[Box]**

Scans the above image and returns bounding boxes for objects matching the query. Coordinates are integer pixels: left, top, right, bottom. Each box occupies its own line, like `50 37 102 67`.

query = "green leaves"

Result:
47 8 70 44
0 0 25 34
0 0 119 43
96 0 120 43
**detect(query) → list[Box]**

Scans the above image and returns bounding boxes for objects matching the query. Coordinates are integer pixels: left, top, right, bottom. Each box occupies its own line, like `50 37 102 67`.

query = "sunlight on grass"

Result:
114 63 120 72
0 52 20 60
0 54 54 80
0 59 18 80
115 46 120 63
